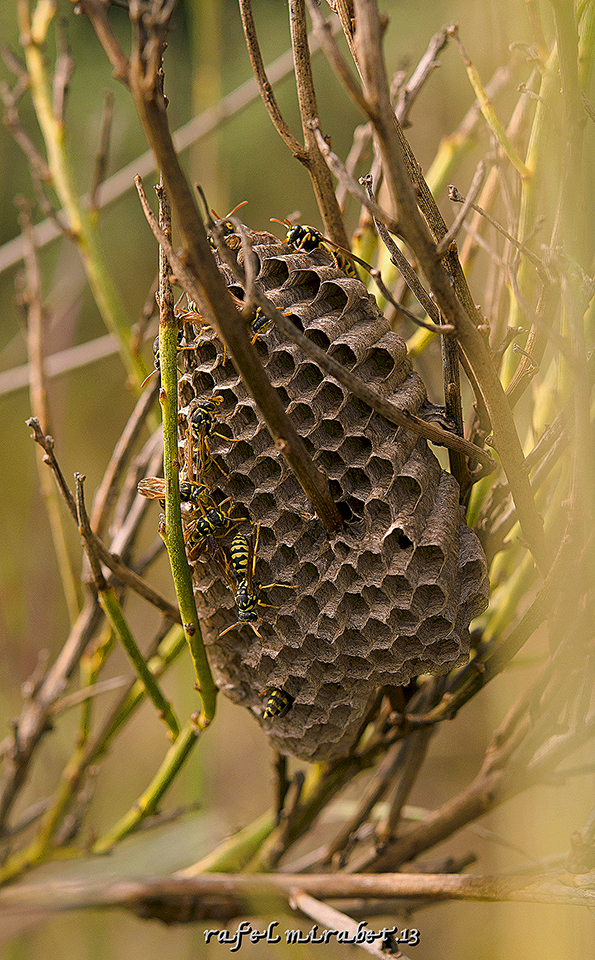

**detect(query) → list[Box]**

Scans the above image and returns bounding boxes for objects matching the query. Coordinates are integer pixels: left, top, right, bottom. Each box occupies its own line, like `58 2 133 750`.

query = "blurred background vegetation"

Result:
0 0 593 957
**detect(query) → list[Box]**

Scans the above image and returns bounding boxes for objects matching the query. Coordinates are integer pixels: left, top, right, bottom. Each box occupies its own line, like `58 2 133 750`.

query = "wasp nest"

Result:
178 227 489 762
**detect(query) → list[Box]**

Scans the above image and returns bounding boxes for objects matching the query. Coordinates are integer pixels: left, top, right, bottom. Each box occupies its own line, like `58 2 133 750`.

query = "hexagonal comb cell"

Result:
179 226 489 762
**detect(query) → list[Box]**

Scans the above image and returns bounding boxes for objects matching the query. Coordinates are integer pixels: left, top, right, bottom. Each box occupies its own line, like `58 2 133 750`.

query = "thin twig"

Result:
110 428 164 562
89 91 114 212
0 80 52 183
26 417 77 522
376 728 434 848
52 16 74 126
436 161 486 255
0 596 102 837
395 25 451 126
19 199 81 624
288 0 350 249
85 525 181 623
289 889 413 960
0 334 119 398
353 0 549 570
90 378 159 537
304 0 370 117
448 25 531 180
449 184 545 269
49 677 129 717
0 23 333 276
237 0 307 162
74 472 182 740
357 172 441 323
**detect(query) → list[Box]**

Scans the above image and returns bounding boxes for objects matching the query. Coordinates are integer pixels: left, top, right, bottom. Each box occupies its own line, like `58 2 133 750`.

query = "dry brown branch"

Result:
334 26 456 211
89 90 114 212
85 526 181 623
237 0 307 162
0 334 118 398
354 702 595 875
288 889 412 959
26 417 78 522
376 725 434 849
356 173 441 324
49 677 129 717
19 199 82 624
288 0 350 248
0 81 51 183
74 472 107 589
0 595 102 833
304 0 370 117
19 203 51 435
110 427 164 558
90 379 159 537
2 869 595 918
436 162 487 255
52 15 74 125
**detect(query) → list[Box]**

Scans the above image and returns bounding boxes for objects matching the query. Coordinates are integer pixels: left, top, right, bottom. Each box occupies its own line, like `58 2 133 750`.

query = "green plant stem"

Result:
503 46 559 392
11 626 187 881
155 182 217 726
92 719 200 853
449 27 530 180
95 625 187 747
79 622 115 742
17 0 147 389
98 587 181 739
578 0 595 92
179 812 276 875
74 471 181 740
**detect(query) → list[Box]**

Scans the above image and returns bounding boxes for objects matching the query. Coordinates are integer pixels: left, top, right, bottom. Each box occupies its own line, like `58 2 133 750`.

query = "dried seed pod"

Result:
178 227 489 762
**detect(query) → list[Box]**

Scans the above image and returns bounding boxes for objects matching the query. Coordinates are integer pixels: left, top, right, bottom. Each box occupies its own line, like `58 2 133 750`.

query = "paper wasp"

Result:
219 525 296 638
208 200 249 250
260 686 294 720
248 307 271 344
183 405 229 486
137 476 211 515
271 217 359 279
185 502 247 561
190 395 237 452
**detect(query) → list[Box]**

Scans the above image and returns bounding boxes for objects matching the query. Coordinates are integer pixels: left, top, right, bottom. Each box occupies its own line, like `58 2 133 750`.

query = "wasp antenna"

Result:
140 367 159 389
270 217 291 229
248 521 261 591
210 207 221 220
226 200 248 218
